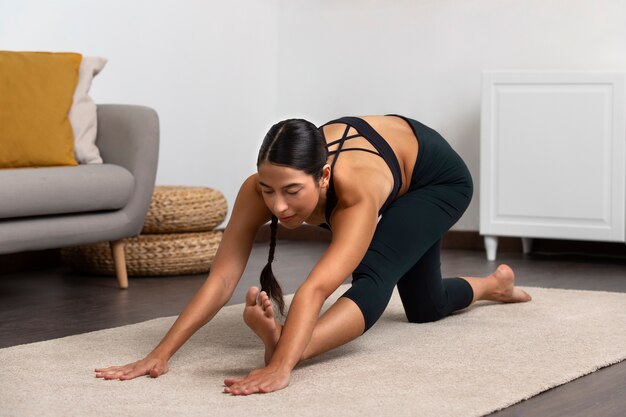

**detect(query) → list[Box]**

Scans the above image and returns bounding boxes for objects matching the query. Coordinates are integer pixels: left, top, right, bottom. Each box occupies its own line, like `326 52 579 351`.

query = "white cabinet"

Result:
480 71 626 261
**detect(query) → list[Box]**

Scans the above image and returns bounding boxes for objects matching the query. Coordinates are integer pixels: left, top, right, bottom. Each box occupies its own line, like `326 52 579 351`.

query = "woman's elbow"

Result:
295 282 332 306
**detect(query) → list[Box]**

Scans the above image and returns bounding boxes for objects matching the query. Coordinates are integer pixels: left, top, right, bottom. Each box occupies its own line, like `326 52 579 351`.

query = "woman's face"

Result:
257 162 327 228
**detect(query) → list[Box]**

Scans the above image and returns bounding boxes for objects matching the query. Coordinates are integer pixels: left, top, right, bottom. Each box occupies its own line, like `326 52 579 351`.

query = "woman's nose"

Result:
273 196 288 213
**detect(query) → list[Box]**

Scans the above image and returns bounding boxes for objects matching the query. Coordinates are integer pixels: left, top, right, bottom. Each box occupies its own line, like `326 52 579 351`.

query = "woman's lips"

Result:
279 215 295 222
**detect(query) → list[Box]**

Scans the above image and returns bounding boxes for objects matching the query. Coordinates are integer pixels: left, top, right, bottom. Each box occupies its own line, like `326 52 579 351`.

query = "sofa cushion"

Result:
70 56 107 164
0 51 81 168
0 164 134 220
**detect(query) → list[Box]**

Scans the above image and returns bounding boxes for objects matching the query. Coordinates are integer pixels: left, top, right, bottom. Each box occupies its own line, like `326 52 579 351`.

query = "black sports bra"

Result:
318 116 403 228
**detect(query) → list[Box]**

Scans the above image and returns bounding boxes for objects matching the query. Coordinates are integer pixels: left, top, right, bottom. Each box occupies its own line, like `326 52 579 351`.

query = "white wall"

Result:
3 1 626 230
276 0 626 230
1 0 279 227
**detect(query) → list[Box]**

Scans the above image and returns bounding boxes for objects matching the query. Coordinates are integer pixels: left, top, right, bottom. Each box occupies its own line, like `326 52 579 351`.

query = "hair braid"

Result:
259 215 285 315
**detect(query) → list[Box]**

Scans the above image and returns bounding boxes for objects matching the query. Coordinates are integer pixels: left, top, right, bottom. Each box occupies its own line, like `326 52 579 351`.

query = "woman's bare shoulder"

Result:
332 159 393 211
332 167 384 213
229 173 272 228
242 172 262 192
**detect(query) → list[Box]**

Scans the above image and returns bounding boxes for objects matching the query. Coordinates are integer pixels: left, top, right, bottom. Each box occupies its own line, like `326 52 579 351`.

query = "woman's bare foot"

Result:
243 287 282 365
488 264 532 303
463 264 532 304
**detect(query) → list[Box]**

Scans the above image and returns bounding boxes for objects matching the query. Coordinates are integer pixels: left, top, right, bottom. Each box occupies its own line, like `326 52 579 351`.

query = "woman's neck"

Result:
305 185 329 225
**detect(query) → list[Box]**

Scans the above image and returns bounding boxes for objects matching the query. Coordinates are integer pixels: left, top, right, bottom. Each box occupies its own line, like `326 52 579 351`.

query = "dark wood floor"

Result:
1 241 625 416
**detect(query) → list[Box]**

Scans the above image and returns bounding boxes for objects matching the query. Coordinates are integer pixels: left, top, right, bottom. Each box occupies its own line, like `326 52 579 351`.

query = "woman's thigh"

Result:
343 182 472 330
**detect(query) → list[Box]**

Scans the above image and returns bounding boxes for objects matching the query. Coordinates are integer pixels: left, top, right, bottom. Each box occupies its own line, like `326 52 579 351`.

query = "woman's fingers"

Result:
224 384 260 395
95 369 121 379
104 368 130 378
227 381 257 393
96 370 121 379
95 358 167 381
223 369 289 395
119 368 147 380
95 365 131 379
94 366 121 373
223 377 248 393
223 378 242 387
94 363 143 380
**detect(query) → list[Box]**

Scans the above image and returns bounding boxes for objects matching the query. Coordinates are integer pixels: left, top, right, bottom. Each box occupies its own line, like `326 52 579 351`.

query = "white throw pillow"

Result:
69 56 107 164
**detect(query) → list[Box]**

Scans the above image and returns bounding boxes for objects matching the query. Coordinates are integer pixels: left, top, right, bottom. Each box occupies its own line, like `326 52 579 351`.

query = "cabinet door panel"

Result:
480 72 625 242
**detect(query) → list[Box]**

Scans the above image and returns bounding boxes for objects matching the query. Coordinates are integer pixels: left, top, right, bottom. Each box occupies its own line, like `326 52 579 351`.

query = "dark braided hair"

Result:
259 215 284 314
257 118 328 315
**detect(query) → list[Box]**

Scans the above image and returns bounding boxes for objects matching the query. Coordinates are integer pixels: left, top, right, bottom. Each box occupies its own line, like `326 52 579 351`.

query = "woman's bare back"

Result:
321 115 419 212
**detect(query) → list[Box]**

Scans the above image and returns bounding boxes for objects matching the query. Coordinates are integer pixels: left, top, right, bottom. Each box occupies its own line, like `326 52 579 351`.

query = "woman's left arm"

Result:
224 198 379 395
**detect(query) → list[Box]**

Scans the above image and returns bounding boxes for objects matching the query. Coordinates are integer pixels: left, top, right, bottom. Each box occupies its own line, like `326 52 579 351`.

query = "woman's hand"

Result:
95 355 168 381
223 366 291 395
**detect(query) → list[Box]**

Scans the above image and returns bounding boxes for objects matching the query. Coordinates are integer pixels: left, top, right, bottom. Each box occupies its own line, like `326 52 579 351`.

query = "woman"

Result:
95 114 531 395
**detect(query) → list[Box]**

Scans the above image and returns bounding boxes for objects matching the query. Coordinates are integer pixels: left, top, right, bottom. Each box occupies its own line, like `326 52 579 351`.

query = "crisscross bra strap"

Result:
321 120 388 167
318 116 404 218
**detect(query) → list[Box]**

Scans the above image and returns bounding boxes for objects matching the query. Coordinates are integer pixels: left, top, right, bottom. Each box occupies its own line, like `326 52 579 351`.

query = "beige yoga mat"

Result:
1 285 625 417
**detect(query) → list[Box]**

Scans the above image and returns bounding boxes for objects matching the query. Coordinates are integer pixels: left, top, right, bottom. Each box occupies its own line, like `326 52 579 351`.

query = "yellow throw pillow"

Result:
0 51 82 168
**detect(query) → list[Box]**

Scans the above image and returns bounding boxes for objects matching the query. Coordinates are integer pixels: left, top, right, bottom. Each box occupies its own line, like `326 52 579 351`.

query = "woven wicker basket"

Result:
61 231 222 276
142 186 227 234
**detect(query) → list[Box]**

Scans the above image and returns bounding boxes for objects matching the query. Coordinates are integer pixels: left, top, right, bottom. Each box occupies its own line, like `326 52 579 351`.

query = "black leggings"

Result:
342 116 474 332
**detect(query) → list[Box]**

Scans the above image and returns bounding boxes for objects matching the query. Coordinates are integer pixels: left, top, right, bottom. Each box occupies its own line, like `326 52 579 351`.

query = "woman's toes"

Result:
516 288 532 302
246 287 260 306
259 291 269 305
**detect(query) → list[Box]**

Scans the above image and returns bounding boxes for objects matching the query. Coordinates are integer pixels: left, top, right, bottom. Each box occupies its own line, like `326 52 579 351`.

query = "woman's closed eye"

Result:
261 189 298 196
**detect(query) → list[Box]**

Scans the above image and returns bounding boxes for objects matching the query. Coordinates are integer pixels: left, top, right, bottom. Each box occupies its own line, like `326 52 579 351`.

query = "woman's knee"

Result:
343 277 394 332
405 305 446 324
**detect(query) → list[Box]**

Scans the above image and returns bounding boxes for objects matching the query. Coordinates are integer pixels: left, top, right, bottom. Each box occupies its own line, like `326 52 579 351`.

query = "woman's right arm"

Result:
95 174 271 380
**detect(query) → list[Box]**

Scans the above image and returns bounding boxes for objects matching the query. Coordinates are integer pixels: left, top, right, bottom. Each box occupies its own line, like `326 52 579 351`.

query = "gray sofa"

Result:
0 104 159 288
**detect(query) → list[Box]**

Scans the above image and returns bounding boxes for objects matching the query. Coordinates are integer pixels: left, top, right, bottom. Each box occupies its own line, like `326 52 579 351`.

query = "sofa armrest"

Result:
95 104 160 234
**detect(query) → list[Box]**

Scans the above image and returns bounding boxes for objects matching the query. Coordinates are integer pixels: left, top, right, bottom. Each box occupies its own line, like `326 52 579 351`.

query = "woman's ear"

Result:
320 164 331 188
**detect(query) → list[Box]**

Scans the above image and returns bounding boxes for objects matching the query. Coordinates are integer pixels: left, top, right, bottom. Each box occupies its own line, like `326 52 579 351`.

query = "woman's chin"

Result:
278 217 302 229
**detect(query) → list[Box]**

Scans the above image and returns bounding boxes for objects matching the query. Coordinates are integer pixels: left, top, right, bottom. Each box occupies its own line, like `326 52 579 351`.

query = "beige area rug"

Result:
1 285 625 417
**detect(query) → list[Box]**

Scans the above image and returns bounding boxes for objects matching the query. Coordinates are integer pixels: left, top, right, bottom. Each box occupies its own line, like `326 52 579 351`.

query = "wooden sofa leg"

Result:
110 240 129 289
